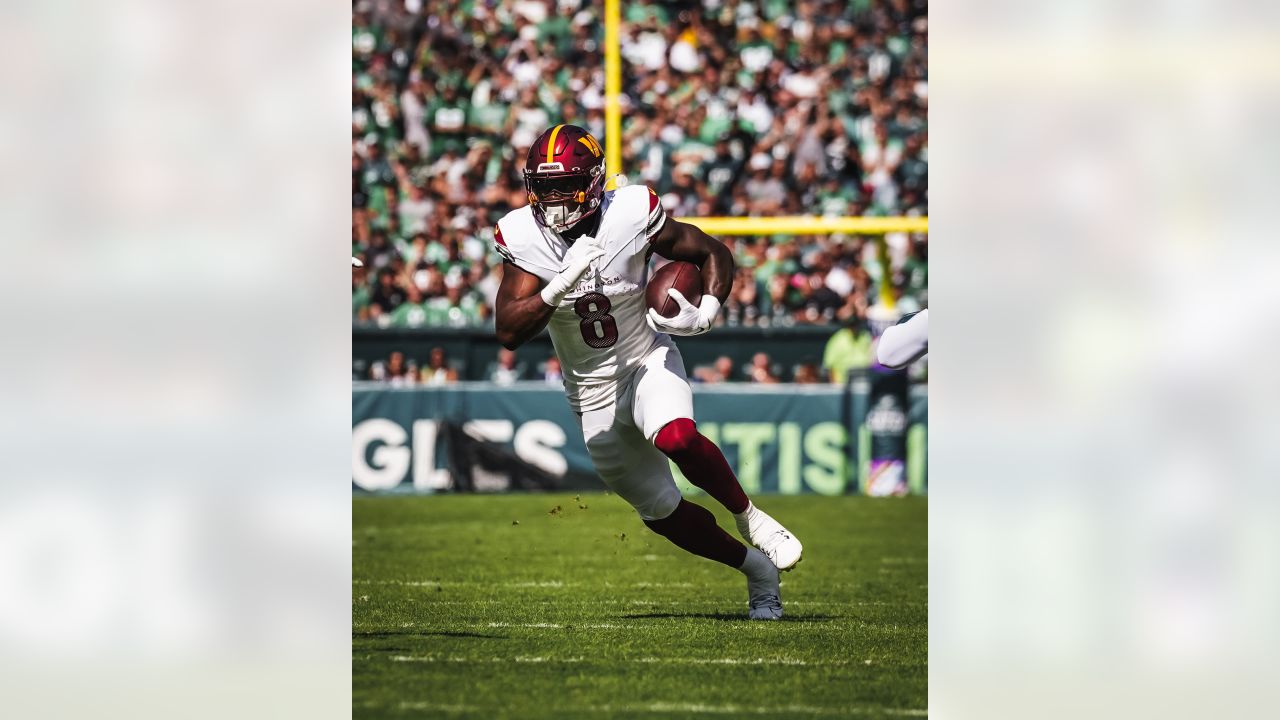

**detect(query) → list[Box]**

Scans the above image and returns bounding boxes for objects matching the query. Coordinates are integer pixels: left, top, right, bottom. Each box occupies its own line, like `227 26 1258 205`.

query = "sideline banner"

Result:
865 369 911 496
352 381 926 495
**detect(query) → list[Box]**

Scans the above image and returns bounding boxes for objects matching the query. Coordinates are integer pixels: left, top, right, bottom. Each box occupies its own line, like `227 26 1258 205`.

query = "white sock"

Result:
738 546 773 579
733 501 758 539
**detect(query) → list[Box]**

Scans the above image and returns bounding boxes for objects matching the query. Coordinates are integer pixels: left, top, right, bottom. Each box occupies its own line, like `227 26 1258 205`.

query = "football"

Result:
646 260 704 318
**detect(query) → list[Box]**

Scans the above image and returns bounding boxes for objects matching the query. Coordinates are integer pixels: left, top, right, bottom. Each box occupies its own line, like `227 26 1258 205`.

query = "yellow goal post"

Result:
602 0 926 310
680 216 928 236
679 217 928 310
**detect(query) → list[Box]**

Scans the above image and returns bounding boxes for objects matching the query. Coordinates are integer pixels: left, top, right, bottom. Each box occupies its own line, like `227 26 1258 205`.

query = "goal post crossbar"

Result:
678 216 928 236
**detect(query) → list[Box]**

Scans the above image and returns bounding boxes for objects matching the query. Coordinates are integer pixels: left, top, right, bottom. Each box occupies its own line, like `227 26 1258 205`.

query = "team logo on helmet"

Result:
577 135 603 158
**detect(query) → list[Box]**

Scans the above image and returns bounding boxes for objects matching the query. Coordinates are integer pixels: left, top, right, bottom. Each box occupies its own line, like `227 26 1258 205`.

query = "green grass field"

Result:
353 493 927 719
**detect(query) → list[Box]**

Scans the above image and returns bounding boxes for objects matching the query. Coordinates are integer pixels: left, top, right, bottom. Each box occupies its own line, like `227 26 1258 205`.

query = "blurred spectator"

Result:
720 269 761 327
352 266 370 319
390 284 429 327
371 268 406 315
793 362 822 384
797 272 842 324
694 355 736 383
422 347 459 385
488 348 527 385
902 234 928 302
399 185 433 234
823 317 874 384
373 351 417 387
543 356 564 384
351 0 927 329
425 276 487 327
746 352 781 384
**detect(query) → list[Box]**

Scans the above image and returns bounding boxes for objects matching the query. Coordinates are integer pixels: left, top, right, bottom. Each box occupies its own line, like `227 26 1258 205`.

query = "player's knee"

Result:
638 483 683 522
653 418 699 456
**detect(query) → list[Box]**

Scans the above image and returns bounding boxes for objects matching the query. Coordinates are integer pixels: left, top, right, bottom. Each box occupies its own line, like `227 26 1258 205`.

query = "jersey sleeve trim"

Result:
644 188 666 240
895 310 921 326
493 224 515 263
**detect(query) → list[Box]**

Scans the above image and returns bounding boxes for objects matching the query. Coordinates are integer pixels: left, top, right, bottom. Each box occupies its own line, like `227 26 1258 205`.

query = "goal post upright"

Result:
604 0 622 178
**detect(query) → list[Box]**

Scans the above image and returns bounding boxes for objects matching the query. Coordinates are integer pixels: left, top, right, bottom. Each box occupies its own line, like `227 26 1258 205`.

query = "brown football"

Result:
646 260 704 318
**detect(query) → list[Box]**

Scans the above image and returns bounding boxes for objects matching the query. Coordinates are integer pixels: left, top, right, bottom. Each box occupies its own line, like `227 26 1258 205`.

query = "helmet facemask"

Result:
524 162 605 233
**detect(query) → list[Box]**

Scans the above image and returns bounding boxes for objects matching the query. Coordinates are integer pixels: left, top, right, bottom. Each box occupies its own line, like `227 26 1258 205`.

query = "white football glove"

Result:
646 288 722 336
540 235 606 306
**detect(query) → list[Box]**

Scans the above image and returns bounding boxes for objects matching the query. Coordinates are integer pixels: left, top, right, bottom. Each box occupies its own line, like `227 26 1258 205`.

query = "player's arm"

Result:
876 309 929 368
494 232 606 350
495 262 558 350
650 218 734 305
644 218 734 336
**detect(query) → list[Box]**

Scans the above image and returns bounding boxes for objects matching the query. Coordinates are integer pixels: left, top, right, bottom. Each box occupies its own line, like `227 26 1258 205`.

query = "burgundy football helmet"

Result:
523 124 606 232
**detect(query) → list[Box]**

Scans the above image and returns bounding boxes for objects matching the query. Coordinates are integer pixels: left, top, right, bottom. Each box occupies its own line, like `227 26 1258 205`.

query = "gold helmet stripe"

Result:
546 124 566 164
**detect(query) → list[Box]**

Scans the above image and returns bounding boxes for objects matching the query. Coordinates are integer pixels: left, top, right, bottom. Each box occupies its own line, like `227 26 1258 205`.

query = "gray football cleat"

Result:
748 593 783 621
746 556 783 620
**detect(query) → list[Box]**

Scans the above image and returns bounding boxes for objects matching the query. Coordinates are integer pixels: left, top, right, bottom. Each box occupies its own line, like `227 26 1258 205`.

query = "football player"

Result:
876 308 929 368
494 125 802 620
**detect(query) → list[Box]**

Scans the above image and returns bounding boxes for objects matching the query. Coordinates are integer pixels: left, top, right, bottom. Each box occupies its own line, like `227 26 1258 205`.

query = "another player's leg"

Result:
636 342 803 571
578 405 782 620
876 308 929 369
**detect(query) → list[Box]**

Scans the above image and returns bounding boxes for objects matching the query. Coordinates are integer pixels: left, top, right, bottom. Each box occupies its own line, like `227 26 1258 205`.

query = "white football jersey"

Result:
495 184 669 412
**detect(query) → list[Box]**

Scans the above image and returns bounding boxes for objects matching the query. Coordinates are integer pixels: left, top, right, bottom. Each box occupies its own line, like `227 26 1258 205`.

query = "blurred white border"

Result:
5 1 1279 717
933 2 1280 718
0 1 351 717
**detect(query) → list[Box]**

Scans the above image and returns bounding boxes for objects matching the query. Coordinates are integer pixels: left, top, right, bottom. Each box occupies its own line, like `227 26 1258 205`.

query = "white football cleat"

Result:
736 503 803 571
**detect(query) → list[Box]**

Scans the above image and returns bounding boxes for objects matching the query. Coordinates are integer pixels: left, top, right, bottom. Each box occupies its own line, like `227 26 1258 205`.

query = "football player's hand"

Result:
561 235 606 282
540 236 606 306
646 288 722 336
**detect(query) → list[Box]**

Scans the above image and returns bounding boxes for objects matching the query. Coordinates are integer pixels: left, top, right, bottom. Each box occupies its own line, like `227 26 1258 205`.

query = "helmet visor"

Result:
526 172 591 202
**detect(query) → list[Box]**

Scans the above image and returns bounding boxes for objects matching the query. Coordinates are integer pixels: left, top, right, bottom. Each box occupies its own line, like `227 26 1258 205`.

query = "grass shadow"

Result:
354 630 509 640
621 611 835 623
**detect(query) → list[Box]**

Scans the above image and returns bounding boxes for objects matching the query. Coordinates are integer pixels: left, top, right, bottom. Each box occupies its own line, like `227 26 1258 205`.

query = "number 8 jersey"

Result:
495 184 669 412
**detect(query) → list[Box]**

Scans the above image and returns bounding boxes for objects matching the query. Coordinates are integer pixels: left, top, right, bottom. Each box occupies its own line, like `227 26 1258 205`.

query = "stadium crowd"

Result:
353 0 927 382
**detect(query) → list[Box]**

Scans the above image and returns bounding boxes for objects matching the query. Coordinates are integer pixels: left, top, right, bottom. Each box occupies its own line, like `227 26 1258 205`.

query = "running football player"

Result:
493 125 802 620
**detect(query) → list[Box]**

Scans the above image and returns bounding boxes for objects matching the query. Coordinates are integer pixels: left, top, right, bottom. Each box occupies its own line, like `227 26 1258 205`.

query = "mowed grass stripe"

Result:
383 654 899 666
354 493 926 719
388 701 928 716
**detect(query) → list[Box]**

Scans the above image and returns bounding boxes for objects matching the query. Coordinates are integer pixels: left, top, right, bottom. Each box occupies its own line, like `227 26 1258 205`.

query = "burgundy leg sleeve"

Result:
643 499 748 569
654 418 750 514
